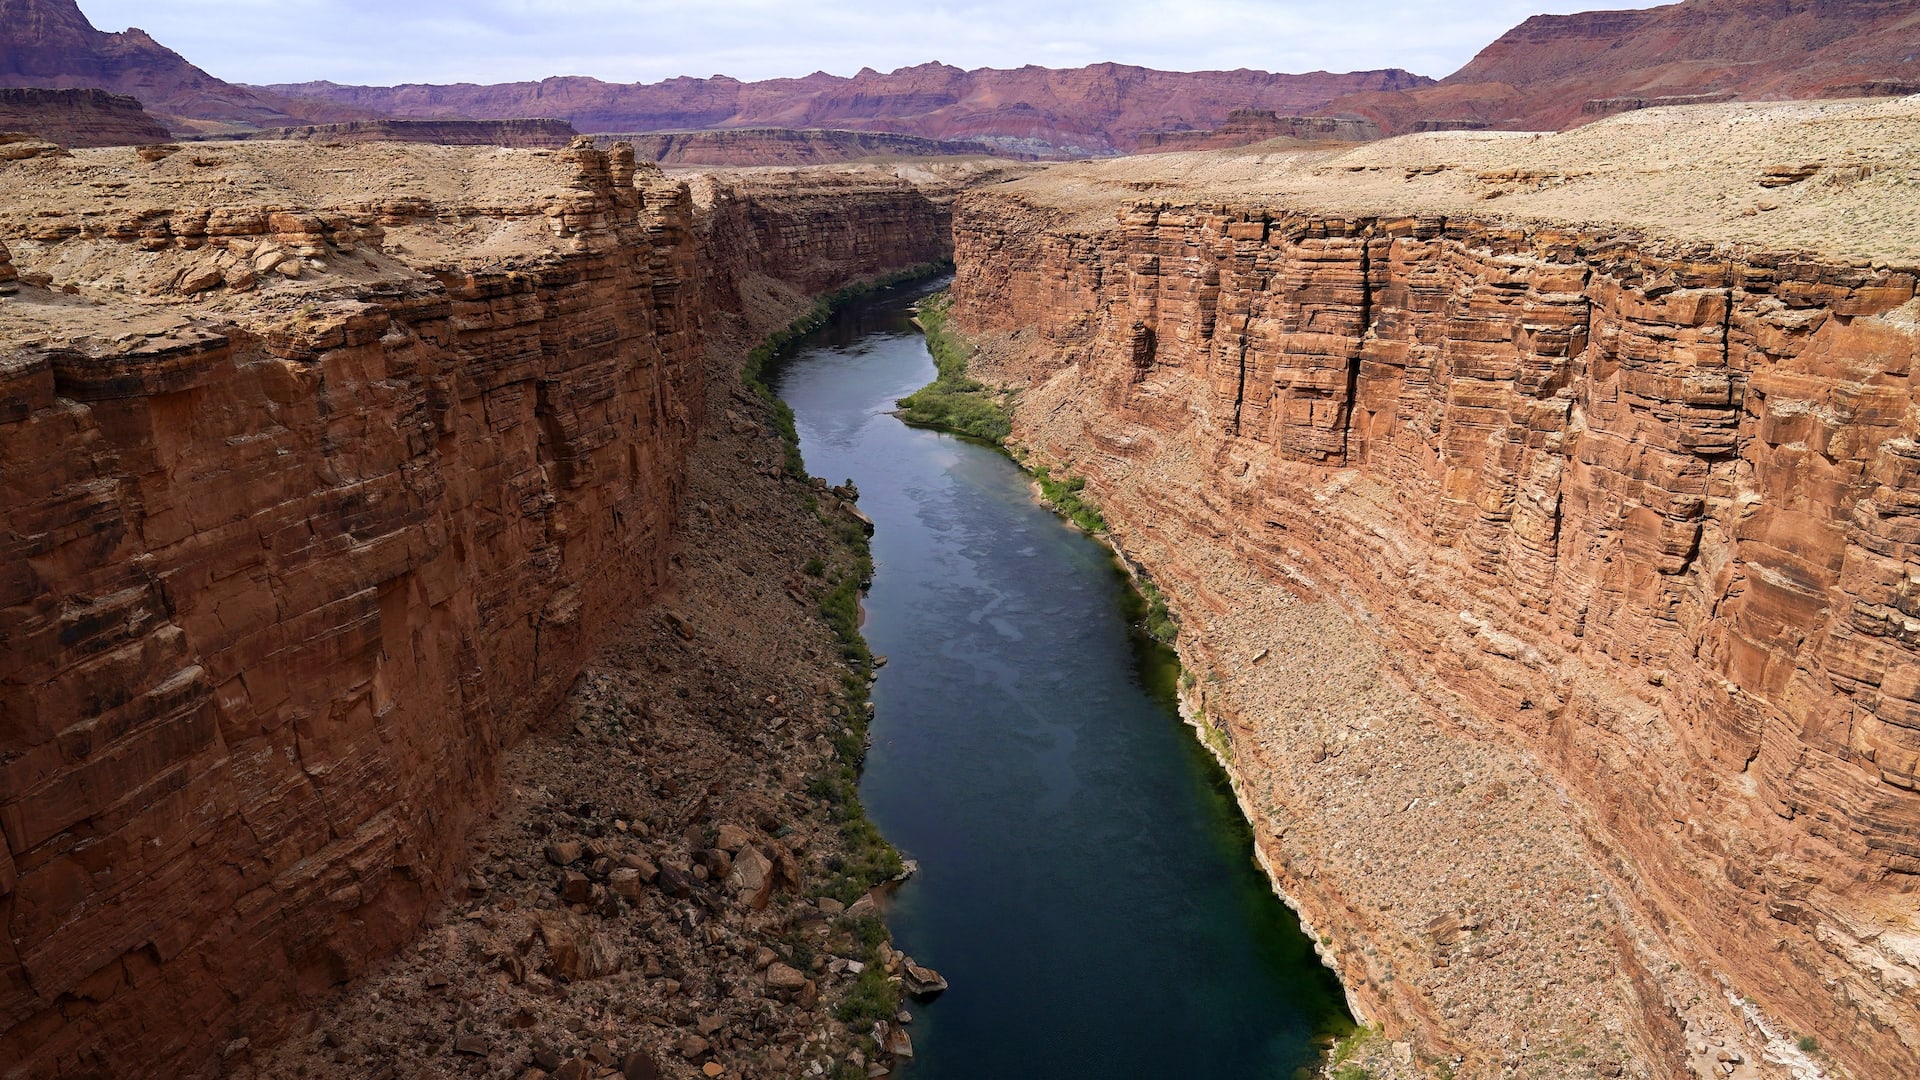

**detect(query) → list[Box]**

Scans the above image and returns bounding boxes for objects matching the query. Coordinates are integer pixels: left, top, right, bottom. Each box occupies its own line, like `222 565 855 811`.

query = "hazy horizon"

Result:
74 0 1662 88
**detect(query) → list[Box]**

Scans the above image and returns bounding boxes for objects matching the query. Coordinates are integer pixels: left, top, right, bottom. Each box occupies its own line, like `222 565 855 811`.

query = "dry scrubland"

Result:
1032 96 1920 265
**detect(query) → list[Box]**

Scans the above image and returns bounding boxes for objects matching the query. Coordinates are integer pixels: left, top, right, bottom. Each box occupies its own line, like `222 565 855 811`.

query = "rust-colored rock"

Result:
0 141 703 1076
1319 0 1920 134
950 148 1920 1077
0 0 354 133
268 62 1432 158
0 137 972 1078
0 87 170 147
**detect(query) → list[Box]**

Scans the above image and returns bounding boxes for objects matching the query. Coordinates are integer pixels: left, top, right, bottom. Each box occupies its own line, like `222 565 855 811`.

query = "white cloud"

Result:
75 0 1658 86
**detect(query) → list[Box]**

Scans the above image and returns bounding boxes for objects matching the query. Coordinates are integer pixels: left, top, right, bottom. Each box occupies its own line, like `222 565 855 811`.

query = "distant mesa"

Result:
0 0 359 134
601 128 1033 166
1580 91 1738 118
262 64 1431 158
212 118 581 148
1134 109 1383 153
1 0 1917 149
0 86 169 147
1319 0 1920 133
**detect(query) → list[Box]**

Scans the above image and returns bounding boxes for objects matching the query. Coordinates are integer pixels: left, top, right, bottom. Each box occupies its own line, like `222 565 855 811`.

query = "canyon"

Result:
944 96 1920 1079
0 136 982 1077
4 0 1920 1076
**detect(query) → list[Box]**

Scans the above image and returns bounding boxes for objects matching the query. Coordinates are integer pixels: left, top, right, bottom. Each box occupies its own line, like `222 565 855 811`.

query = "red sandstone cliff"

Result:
266 63 1433 158
0 87 170 147
0 0 364 134
947 106 1920 1078
0 140 961 1077
1319 0 1920 134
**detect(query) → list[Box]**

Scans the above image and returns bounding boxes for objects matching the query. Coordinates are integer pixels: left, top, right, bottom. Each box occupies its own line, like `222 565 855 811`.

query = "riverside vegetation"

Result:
898 285 1413 1080
900 294 1180 649
894 291 1017 442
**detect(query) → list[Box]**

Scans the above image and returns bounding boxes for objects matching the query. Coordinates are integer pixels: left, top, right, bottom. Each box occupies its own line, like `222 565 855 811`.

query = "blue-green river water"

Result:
773 280 1351 1078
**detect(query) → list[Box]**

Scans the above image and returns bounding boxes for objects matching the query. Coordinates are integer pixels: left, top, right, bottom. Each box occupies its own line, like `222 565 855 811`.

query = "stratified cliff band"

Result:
0 138 965 1078
947 99 1920 1080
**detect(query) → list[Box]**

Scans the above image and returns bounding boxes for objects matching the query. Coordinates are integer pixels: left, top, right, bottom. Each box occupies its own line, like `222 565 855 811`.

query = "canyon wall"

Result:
0 142 956 1078
0 88 169 147
950 193 1920 1078
688 165 975 322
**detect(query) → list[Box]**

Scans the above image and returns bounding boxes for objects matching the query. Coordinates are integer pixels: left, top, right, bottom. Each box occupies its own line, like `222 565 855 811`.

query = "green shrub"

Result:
836 965 900 1026
1797 1035 1819 1053
1033 466 1108 534
896 292 1014 442
744 261 953 477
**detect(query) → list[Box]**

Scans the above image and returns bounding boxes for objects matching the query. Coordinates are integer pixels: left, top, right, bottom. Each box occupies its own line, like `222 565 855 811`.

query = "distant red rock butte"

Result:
1319 0 1920 133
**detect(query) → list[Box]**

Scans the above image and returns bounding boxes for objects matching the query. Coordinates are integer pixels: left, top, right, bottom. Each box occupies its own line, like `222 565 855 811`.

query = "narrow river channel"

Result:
772 279 1352 1078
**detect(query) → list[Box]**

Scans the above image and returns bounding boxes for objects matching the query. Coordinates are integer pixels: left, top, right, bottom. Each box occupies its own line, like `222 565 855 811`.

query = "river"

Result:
772 279 1351 1078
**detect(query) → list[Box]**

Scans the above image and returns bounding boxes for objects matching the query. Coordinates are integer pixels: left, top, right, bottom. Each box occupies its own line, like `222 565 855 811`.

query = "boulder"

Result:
765 962 808 991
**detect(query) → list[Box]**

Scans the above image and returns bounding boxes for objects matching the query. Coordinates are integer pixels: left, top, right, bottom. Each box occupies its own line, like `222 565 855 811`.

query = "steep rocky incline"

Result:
948 99 1920 1080
0 87 170 147
1318 0 1920 133
0 0 352 134
0 140 961 1078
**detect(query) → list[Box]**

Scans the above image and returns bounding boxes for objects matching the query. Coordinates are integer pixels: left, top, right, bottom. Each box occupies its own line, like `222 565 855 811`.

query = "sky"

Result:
77 0 1658 88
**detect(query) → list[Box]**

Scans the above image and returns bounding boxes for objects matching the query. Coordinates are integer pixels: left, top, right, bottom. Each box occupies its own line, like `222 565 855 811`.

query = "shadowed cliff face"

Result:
0 87 170 147
949 193 1920 1079
0 142 960 1078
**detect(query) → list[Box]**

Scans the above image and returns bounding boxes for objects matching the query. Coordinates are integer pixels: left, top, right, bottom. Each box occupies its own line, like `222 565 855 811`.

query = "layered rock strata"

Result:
0 140 959 1077
0 88 170 147
1134 110 1380 152
1316 0 1920 134
266 62 1433 158
607 128 1018 167
217 119 580 148
948 104 1920 1079
0 0 340 133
